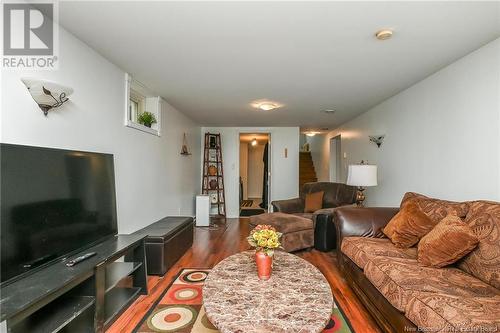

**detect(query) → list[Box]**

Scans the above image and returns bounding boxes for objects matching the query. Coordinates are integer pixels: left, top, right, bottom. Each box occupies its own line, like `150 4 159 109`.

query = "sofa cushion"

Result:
248 212 313 233
364 256 500 312
304 191 324 213
383 202 434 248
458 200 500 289
418 215 478 268
341 237 417 269
401 192 469 223
406 293 500 332
291 212 314 220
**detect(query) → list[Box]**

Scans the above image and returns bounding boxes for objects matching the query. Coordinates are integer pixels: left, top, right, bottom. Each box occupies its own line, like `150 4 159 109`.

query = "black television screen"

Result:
1 144 118 284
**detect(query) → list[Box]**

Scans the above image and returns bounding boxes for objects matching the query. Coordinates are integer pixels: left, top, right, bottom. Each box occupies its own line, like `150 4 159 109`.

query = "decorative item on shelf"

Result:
180 133 191 155
247 225 282 280
209 135 217 148
209 179 218 190
346 161 378 207
369 135 385 148
208 165 218 176
137 111 157 128
209 193 218 204
21 78 73 116
208 150 216 160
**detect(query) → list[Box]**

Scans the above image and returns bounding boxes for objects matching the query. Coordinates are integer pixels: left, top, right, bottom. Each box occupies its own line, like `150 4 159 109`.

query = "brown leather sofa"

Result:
333 194 500 333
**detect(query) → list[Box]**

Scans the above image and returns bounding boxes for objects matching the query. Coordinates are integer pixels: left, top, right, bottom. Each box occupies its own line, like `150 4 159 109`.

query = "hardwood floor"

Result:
108 218 381 333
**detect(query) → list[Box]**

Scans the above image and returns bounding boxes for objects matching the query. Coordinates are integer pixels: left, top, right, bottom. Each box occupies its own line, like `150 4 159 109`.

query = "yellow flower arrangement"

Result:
247 225 282 256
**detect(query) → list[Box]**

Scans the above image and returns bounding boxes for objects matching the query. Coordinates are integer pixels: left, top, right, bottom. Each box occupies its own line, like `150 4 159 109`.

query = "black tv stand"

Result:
0 234 148 333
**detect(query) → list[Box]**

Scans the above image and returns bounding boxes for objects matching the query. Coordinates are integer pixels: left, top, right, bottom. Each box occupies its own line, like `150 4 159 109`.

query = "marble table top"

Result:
202 251 333 333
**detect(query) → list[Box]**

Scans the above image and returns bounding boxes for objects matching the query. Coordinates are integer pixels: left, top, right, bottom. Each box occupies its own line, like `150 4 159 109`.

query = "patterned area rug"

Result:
134 268 353 333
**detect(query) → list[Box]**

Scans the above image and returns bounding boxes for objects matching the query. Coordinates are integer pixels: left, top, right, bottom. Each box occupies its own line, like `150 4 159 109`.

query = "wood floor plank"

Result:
107 218 381 333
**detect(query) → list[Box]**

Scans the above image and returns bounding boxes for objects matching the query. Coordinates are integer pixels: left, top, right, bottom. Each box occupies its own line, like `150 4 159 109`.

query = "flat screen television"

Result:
1 144 118 284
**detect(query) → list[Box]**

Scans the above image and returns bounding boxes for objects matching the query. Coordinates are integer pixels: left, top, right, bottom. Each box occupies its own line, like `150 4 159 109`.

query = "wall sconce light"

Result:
251 138 258 146
369 135 385 148
21 78 73 116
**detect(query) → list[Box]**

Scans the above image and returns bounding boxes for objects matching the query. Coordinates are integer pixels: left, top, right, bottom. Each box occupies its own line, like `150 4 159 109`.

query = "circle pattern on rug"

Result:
180 270 209 283
173 287 199 301
323 314 343 332
147 305 197 332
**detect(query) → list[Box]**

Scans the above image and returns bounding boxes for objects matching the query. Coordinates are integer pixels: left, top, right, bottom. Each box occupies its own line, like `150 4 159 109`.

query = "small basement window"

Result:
125 73 161 136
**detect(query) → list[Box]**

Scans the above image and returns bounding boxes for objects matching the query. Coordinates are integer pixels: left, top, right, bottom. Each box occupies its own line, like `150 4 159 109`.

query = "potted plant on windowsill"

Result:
137 111 157 128
247 225 282 280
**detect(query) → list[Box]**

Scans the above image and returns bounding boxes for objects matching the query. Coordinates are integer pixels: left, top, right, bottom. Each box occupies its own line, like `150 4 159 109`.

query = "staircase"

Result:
299 151 317 190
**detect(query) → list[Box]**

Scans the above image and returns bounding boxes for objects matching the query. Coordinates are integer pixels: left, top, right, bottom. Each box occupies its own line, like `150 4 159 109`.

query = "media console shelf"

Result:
0 234 148 333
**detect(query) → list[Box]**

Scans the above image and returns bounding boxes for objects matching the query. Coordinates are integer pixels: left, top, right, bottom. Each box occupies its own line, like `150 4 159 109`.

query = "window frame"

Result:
124 73 162 136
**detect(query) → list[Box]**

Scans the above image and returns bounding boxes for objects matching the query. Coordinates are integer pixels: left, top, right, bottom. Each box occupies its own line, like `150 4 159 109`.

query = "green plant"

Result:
137 111 157 128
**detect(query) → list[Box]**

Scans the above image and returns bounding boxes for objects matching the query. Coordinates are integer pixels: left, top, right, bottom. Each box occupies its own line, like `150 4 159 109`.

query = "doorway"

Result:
239 133 270 217
329 135 342 182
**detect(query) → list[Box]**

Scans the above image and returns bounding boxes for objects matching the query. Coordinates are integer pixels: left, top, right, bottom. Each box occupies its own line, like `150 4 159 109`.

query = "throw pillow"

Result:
418 215 479 268
383 202 434 248
400 192 469 223
304 191 324 213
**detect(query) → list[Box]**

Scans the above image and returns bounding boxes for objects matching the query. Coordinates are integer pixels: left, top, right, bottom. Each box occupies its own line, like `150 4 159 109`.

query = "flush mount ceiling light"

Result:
375 29 393 40
250 99 283 111
21 78 73 116
258 103 277 111
251 138 258 146
305 132 319 137
322 109 336 114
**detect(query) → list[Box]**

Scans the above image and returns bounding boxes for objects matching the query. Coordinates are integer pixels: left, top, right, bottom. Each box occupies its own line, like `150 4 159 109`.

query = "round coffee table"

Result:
203 251 333 333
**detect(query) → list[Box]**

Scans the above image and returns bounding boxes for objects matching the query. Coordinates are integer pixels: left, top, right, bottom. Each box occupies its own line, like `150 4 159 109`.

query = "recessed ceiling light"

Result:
375 29 393 40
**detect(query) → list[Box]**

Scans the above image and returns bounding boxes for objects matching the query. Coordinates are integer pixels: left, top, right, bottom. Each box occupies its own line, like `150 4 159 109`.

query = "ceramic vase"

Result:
255 251 273 280
208 165 217 176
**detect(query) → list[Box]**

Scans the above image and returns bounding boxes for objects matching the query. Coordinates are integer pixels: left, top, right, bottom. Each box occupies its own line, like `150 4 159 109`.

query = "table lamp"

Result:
346 163 378 206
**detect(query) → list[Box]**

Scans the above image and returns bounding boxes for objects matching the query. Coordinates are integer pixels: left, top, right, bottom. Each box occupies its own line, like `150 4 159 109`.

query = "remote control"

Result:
65 252 97 267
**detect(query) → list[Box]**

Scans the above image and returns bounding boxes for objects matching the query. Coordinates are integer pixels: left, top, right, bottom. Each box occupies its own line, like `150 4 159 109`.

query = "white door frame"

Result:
237 131 272 211
329 135 341 182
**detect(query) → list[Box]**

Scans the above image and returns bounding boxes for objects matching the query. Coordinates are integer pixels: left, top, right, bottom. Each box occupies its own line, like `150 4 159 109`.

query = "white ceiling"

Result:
59 1 500 128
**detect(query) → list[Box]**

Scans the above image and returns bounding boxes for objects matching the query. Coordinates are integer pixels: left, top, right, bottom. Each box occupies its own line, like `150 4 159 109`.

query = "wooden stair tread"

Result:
299 151 317 190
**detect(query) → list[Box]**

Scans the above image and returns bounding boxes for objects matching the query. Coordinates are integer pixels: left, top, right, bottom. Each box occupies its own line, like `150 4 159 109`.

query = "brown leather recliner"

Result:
271 182 357 217
271 182 357 251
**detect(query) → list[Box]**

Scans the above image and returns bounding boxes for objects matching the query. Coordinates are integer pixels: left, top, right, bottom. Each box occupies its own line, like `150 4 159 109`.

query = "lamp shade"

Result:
347 164 378 187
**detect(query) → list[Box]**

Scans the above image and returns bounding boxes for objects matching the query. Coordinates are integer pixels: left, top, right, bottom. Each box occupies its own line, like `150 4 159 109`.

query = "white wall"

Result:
311 38 500 206
1 27 201 233
202 127 300 217
247 143 265 198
